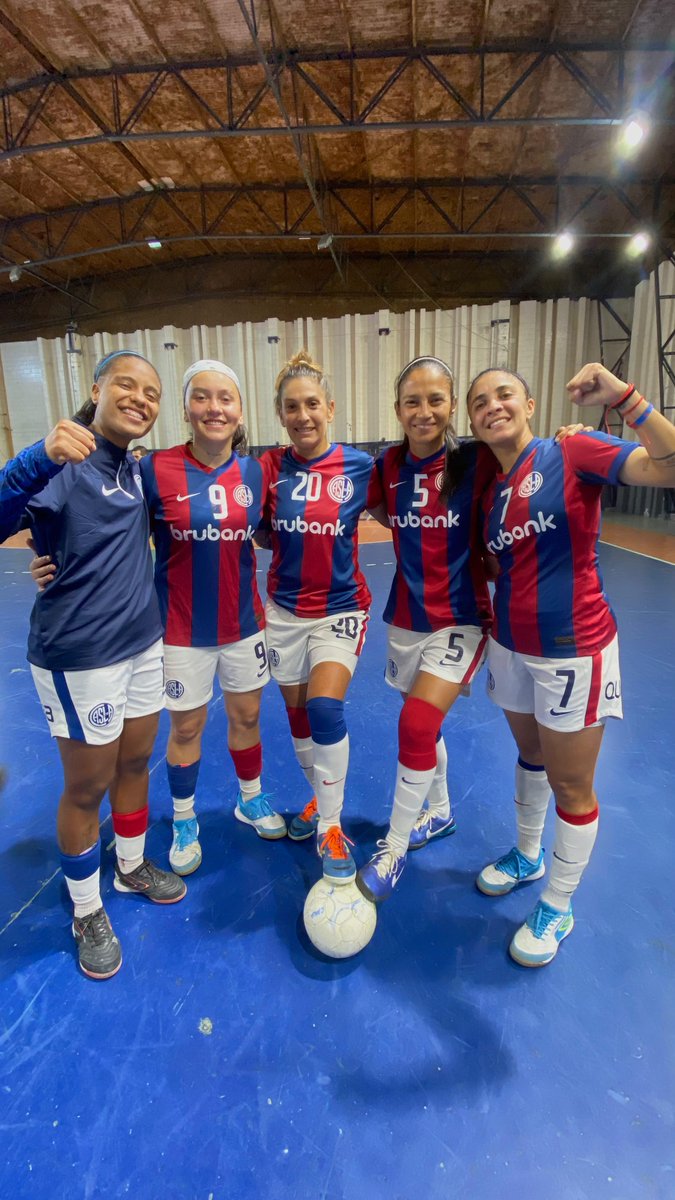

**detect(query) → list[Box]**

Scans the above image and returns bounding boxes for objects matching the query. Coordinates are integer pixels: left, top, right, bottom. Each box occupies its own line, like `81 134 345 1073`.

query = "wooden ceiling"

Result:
0 0 673 335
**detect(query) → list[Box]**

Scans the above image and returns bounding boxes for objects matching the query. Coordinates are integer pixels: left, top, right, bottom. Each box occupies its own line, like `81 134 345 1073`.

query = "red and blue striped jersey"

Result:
261 444 373 618
482 432 639 657
141 445 265 647
368 441 495 633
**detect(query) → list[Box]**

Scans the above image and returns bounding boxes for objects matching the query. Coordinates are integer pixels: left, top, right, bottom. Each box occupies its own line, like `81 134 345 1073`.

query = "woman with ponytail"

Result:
260 350 374 884
1 350 185 981
356 356 497 903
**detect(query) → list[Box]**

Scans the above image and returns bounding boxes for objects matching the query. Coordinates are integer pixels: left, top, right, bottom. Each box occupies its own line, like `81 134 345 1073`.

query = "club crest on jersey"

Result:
435 472 444 491
268 649 281 668
165 679 185 700
234 484 254 508
518 471 543 498
88 702 115 728
327 475 354 503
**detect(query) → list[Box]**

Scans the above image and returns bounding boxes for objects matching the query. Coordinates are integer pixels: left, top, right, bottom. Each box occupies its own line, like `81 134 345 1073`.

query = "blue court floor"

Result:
1 542 674 1200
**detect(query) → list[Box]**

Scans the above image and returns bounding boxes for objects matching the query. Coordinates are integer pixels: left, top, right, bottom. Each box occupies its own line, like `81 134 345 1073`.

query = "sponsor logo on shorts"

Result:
389 511 460 529
88 702 115 728
486 511 556 554
268 649 280 668
165 679 185 700
518 471 543 498
388 659 399 678
170 524 255 542
234 484 254 508
435 472 444 491
327 475 354 503
487 670 496 691
271 516 346 536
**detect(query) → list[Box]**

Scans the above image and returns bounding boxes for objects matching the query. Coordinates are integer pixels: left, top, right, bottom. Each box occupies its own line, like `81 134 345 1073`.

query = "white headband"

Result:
182 359 242 410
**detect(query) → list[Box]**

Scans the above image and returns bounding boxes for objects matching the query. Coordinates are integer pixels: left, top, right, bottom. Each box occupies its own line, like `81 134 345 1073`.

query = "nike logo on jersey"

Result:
389 481 406 488
101 484 119 496
101 464 140 501
269 479 289 488
176 492 200 502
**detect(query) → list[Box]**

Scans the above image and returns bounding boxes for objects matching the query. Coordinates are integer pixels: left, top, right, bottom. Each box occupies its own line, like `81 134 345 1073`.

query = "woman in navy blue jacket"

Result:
0 350 185 981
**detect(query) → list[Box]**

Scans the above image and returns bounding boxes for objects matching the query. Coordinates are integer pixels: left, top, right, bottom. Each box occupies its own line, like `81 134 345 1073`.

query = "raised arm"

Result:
0 420 96 542
566 363 675 487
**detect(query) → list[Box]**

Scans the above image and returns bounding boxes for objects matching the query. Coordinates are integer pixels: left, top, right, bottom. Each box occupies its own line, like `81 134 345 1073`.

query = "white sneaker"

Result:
509 900 574 967
169 817 202 875
235 793 286 840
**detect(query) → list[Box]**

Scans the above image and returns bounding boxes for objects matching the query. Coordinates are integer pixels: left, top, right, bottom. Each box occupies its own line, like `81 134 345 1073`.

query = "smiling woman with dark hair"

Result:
0 350 185 981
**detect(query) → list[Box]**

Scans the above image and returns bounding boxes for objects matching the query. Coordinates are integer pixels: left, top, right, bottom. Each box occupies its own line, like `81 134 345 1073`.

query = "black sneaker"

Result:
72 907 122 979
113 858 187 904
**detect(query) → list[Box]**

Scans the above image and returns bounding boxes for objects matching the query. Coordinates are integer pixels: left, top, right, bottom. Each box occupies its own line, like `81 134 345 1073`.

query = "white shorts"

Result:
385 624 488 694
265 599 369 685
486 634 623 732
163 632 270 710
31 639 165 746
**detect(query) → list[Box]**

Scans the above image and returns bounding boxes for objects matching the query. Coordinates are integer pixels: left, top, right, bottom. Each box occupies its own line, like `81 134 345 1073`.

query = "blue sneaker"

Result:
509 901 574 967
288 796 319 841
476 846 545 896
317 826 356 884
235 793 287 840
408 810 457 851
356 841 407 903
169 816 202 876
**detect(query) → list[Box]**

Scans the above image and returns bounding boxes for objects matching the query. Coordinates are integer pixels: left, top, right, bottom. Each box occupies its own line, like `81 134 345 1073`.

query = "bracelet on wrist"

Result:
627 402 654 429
619 395 645 422
609 383 636 410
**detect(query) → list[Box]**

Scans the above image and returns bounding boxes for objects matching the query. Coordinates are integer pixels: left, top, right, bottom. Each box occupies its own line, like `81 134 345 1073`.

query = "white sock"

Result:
541 807 599 912
66 870 102 919
426 736 451 819
291 735 315 791
386 761 436 856
314 734 349 835
173 795 196 822
239 776 262 803
515 759 551 861
115 834 145 875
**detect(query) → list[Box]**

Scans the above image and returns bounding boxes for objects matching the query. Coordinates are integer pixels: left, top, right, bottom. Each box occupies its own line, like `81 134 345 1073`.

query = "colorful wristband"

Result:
619 395 645 422
609 383 636 410
627 402 654 428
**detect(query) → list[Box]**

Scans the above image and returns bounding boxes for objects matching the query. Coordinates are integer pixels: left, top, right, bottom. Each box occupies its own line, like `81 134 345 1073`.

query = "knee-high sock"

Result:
167 760 200 822
426 734 451 818
112 806 148 874
307 697 348 835
61 841 101 919
286 706 314 792
515 757 551 861
541 804 599 912
386 697 444 856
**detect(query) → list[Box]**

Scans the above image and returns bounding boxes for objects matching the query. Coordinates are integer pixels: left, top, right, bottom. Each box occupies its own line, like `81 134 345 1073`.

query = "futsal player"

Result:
260 350 373 883
140 359 286 874
356 357 496 902
468 361 675 965
0 351 185 981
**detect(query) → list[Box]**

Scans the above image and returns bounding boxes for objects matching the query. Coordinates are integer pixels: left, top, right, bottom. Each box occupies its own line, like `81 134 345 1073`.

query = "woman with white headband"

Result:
140 359 286 874
1 349 186 982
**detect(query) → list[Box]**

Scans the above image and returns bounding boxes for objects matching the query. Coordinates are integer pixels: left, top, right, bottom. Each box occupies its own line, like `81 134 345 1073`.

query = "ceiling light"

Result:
147 238 162 250
9 266 22 283
160 177 176 189
298 233 312 241
318 233 334 250
138 179 154 192
619 114 648 152
627 231 651 256
552 230 575 258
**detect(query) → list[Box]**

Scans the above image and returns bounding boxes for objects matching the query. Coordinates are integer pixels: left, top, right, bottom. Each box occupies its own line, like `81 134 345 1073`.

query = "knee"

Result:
227 702 260 738
398 697 444 771
550 778 597 814
117 748 152 779
306 696 346 745
63 771 112 811
171 711 207 747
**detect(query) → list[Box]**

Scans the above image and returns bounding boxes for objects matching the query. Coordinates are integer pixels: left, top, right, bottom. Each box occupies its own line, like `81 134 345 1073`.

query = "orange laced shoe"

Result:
288 796 319 842
317 824 356 884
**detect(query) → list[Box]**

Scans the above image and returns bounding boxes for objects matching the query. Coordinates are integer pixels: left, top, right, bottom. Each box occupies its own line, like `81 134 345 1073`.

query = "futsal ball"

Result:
303 878 377 959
